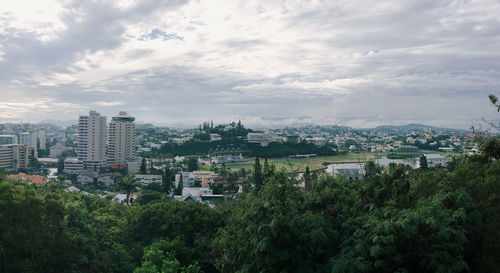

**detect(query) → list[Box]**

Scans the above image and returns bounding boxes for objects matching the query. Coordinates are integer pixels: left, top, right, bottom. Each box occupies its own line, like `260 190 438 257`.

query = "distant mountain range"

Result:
369 124 470 133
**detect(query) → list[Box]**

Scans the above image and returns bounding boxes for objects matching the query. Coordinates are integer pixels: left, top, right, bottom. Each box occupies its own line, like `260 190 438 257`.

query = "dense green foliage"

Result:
0 137 499 272
0 183 77 273
155 138 336 158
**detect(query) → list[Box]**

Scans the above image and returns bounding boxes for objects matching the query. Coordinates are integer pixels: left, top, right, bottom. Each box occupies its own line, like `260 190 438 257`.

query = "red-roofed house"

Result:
8 173 49 184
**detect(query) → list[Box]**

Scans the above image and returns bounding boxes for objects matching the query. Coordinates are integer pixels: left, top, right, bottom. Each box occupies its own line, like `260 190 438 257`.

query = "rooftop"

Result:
8 173 49 184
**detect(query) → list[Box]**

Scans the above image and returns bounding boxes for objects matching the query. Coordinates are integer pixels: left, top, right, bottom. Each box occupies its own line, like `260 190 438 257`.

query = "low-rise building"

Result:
8 173 49 184
64 158 83 174
305 137 326 146
327 163 365 181
191 171 220 187
210 134 222 141
171 137 192 145
77 170 115 187
247 132 271 146
135 174 162 185
175 171 195 188
398 145 418 152
417 154 449 168
181 187 213 200
127 158 141 174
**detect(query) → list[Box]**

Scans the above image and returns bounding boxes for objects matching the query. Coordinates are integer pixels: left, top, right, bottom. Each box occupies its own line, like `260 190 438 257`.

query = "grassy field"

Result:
199 152 384 173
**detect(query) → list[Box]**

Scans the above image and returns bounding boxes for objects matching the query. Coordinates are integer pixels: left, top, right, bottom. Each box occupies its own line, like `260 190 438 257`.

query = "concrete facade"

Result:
77 111 107 169
108 112 135 166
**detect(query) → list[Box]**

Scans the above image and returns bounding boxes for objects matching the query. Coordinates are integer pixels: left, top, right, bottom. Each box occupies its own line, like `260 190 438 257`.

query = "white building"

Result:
145 142 161 149
418 154 449 168
37 131 47 150
19 132 36 146
135 174 162 185
174 155 185 162
171 137 192 145
19 131 37 157
247 132 271 146
108 111 135 166
181 187 213 200
77 111 107 170
327 163 365 180
210 134 222 141
127 158 141 174
64 157 83 174
305 137 327 146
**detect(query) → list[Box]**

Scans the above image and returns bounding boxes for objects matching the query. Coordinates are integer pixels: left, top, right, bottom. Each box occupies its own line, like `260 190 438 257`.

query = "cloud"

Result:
0 0 499 129
96 101 124 107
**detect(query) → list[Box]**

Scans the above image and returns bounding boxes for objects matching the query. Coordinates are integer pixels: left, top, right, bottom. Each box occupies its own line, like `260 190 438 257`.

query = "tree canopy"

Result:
0 137 499 273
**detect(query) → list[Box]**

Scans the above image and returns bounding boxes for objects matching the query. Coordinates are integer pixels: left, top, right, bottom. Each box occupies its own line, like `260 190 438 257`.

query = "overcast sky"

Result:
1 0 499 129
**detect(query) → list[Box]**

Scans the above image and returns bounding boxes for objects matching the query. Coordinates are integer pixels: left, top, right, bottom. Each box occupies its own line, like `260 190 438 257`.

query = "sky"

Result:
0 0 499 129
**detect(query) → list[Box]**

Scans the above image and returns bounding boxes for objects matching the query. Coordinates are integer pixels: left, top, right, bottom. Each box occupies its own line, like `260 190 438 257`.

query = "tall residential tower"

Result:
77 111 107 170
107 112 135 167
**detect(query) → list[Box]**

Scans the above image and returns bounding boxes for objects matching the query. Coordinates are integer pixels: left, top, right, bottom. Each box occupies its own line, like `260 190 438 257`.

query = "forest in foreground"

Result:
0 137 499 273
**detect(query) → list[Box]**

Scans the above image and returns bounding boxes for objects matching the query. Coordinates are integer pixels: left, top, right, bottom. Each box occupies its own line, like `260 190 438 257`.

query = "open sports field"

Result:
224 152 385 173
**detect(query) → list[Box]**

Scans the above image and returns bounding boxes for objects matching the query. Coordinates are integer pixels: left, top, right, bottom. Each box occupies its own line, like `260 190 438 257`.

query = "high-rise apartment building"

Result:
107 112 135 166
0 135 17 145
37 131 46 150
77 111 107 170
19 132 36 146
19 131 37 157
0 144 32 172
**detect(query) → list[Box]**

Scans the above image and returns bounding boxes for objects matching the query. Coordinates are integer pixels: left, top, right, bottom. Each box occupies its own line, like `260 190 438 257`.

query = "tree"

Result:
481 137 500 160
304 166 311 191
130 200 225 272
57 156 65 174
0 184 77 273
0 168 6 182
162 166 173 196
175 173 183 195
489 94 500 112
481 94 500 130
253 157 263 192
140 157 147 174
214 172 337 272
237 120 242 132
263 158 270 180
29 156 41 172
218 163 228 179
114 174 141 205
238 168 247 178
187 156 198 172
419 154 428 169
134 239 204 273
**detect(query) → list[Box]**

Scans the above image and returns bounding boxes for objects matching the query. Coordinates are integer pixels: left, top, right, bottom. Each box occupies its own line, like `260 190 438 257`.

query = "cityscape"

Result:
1 0 500 273
0 110 481 202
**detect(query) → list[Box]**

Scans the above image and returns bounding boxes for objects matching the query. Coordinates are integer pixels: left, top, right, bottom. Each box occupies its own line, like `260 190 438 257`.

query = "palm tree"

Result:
114 174 141 205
